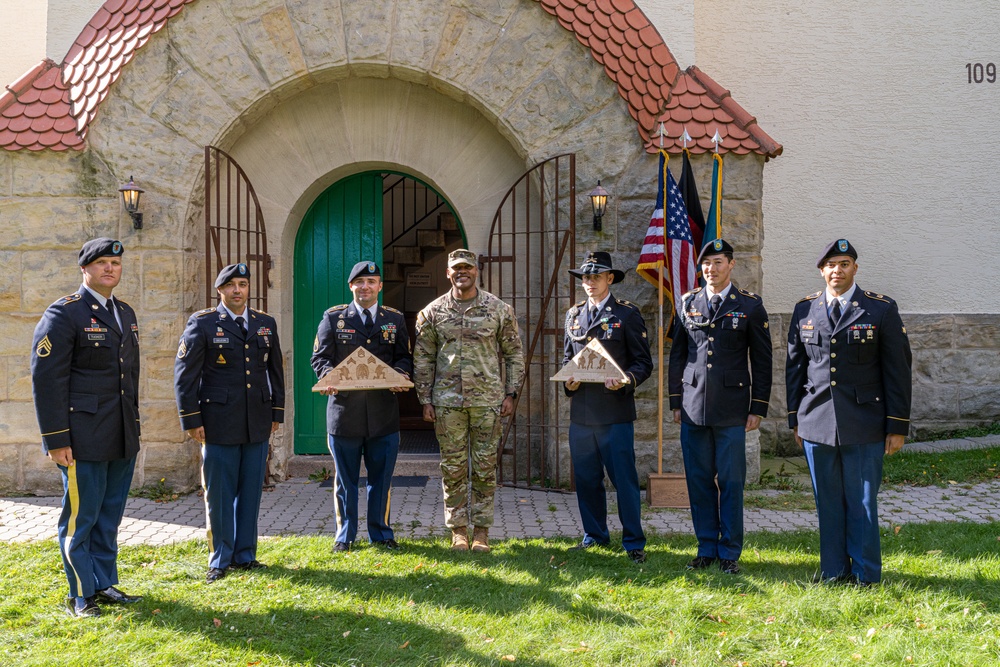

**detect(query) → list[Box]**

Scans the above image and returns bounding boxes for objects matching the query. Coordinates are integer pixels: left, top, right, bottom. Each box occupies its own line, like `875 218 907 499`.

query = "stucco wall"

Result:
694 0 1000 314
0 2 48 87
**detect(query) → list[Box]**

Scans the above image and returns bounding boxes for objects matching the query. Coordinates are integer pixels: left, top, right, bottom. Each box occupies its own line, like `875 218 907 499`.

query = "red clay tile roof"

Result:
2 0 779 158
536 0 680 134
647 65 782 158
0 0 195 151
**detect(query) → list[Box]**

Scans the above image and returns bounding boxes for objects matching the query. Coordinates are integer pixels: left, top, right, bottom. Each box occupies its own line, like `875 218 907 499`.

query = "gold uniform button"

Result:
367 339 372 344
707 351 713 356
831 353 837 359
831 367 836 373
587 336 593 341
710 323 716 329
120 390 124 395
245 344 250 349
831 381 837 386
245 357 250 362
707 363 713 369
246 383 251 388
94 342 99 347
246 370 251 375
831 338 837 344
708 337 714 342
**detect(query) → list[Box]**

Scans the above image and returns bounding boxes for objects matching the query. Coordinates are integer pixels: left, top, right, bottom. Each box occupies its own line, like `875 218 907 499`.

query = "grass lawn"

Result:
2 524 999 666
882 447 1000 487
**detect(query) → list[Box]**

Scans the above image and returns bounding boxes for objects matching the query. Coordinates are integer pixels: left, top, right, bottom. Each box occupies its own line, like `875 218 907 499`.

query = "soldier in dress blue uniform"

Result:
311 261 412 552
174 263 285 583
786 239 912 585
562 252 653 564
30 238 143 617
668 239 772 574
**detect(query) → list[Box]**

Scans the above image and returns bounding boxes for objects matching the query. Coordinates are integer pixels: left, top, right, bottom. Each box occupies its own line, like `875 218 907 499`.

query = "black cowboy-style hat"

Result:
568 251 626 283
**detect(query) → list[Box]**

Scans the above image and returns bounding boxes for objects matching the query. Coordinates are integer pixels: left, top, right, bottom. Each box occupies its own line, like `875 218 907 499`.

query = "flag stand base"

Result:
646 473 689 508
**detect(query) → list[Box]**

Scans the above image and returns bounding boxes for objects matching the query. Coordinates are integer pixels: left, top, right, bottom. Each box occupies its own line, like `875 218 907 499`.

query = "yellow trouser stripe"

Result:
384 487 392 527
200 446 213 555
63 464 83 595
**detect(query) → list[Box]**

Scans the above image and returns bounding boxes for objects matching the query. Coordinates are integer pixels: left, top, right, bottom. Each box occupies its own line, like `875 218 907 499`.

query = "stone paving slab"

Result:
3 476 999 547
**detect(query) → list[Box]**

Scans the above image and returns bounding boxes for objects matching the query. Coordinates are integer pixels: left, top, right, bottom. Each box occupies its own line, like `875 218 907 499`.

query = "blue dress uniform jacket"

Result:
31 288 141 460
668 286 773 427
562 297 653 425
311 304 413 438
174 304 285 444
786 288 912 445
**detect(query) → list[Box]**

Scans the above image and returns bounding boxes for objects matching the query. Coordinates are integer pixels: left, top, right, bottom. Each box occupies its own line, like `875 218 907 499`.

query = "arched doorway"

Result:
292 171 465 455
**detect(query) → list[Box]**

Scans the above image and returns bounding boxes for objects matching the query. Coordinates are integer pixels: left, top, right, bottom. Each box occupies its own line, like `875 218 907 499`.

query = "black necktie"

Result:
709 295 722 318
830 299 842 325
235 315 247 335
363 309 373 334
106 299 120 332
589 306 599 328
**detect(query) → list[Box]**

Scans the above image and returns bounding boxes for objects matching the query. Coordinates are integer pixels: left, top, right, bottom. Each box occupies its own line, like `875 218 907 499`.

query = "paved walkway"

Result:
2 435 999 546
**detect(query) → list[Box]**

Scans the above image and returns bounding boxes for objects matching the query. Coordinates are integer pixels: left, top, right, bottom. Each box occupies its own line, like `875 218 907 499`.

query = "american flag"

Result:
636 150 696 316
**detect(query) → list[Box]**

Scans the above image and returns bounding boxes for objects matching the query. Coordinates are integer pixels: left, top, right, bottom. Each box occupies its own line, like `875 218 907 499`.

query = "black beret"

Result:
696 238 734 265
817 238 858 268
78 238 124 266
214 263 251 288
348 261 381 283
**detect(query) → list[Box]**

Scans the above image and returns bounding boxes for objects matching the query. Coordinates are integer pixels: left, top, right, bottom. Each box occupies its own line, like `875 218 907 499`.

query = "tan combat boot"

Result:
471 526 490 553
451 526 469 551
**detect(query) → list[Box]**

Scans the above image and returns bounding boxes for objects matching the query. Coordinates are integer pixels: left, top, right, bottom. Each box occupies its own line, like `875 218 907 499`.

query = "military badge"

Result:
238 263 247 275
112 241 123 254
313 336 320 353
177 340 187 359
713 239 723 251
36 335 52 358
216 354 227 365
837 239 848 252
337 320 345 329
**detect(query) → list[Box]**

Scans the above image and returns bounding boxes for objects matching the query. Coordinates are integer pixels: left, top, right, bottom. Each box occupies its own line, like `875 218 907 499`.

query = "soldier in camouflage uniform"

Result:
413 249 524 553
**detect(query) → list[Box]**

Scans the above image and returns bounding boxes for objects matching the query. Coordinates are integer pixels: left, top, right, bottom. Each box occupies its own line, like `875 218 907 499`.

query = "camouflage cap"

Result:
447 248 478 268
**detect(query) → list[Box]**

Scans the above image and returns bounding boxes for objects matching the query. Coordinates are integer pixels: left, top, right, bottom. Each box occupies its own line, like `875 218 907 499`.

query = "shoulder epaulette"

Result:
116 298 132 308
195 307 216 317
57 293 82 304
797 291 821 303
326 304 349 313
573 300 586 308
615 298 639 309
737 287 760 300
382 305 402 315
863 290 892 303
252 308 271 317
682 287 703 298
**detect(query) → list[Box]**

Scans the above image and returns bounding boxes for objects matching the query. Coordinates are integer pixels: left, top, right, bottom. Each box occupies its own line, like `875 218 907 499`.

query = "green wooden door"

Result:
293 173 383 454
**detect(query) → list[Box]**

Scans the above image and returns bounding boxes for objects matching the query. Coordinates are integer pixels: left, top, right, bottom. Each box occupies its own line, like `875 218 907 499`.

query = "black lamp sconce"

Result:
118 176 144 230
589 181 609 231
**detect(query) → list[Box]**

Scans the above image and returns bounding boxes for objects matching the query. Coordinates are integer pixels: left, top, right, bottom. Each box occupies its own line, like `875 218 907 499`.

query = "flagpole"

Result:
657 258 664 475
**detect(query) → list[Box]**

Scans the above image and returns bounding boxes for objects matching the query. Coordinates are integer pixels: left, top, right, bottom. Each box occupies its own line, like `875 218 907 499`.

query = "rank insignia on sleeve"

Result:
216 354 227 365
641 332 647 338
36 335 52 358
313 336 319 353
177 340 187 359
763 321 769 329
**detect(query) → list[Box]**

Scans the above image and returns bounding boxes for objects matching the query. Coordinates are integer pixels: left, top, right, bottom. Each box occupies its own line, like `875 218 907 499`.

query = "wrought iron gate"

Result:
203 146 270 311
483 153 576 491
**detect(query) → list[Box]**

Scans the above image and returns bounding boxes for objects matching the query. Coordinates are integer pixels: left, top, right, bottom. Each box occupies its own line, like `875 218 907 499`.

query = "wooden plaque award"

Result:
550 339 628 384
312 347 413 392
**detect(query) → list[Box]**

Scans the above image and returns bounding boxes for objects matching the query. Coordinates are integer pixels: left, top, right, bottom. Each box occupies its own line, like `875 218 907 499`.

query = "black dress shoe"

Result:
206 567 228 583
686 556 717 570
627 549 647 564
65 596 100 617
96 586 143 604
373 539 401 550
333 541 351 553
569 539 606 551
230 560 267 571
719 559 741 574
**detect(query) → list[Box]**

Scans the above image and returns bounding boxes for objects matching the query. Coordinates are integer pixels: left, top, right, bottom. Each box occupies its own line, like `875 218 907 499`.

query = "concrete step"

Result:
285 454 442 480
417 229 446 248
393 246 423 266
